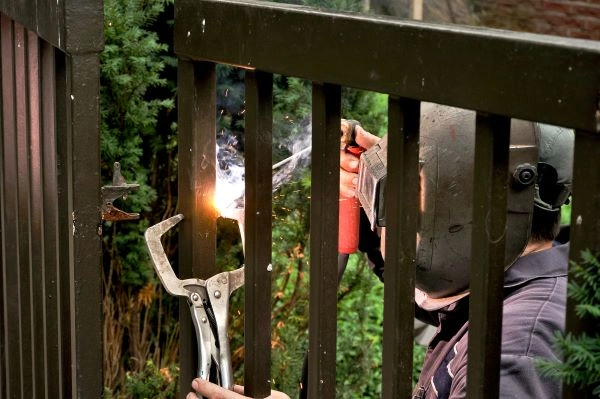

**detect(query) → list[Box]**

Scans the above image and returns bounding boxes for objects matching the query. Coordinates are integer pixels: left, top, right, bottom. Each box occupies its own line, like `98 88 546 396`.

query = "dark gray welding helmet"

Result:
357 103 573 310
415 103 540 310
533 123 574 212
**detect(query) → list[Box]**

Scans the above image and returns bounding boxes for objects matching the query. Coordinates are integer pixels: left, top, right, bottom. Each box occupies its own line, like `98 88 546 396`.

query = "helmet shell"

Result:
534 123 574 212
415 103 538 309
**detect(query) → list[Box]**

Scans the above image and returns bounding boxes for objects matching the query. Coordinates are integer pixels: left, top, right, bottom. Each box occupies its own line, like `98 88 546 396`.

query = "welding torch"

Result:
339 119 365 255
339 121 388 283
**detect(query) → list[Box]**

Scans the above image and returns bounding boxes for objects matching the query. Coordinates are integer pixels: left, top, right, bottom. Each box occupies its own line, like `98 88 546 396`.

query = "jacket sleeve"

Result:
448 353 561 399
499 354 562 399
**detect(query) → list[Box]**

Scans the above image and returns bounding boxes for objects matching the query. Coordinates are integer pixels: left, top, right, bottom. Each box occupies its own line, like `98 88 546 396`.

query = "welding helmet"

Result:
533 123 574 212
357 103 573 311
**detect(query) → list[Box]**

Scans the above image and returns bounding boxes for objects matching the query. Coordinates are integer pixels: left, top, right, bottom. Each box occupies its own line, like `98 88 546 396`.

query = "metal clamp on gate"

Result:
101 162 140 221
145 214 244 397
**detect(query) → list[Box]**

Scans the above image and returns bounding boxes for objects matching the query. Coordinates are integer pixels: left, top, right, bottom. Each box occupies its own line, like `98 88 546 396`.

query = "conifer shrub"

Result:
536 250 600 396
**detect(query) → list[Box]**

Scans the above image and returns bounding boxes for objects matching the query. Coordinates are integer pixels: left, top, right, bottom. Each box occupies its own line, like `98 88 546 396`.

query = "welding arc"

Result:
271 146 312 170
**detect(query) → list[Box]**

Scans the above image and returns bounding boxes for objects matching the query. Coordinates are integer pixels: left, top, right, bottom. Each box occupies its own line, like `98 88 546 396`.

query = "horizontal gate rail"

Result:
0 0 103 54
175 0 600 132
174 1 600 398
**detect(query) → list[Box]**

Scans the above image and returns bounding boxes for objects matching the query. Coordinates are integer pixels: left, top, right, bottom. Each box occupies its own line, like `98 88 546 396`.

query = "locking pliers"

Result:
144 214 244 391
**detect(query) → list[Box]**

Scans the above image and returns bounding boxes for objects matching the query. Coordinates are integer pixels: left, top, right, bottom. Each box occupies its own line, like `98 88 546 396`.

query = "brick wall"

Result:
473 0 600 40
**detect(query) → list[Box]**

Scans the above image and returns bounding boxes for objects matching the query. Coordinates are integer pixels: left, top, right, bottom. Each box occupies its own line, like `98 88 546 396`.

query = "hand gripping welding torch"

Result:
144 214 244 395
339 119 365 254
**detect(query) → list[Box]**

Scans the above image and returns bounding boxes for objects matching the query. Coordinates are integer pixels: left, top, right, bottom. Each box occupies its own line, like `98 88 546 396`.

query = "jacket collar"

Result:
503 242 569 288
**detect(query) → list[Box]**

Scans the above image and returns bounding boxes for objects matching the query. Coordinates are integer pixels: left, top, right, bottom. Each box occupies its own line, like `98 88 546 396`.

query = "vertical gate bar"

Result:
178 61 217 278
562 129 600 399
27 29 45 398
67 52 103 398
0 14 10 399
1 14 23 398
244 69 273 398
0 15 4 399
15 21 35 397
178 59 217 396
467 113 510 399
40 41 61 399
308 82 340 399
55 48 72 399
382 97 420 399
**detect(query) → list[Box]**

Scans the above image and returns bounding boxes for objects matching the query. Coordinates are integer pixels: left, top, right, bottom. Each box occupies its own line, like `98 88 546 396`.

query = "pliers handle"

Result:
145 214 202 297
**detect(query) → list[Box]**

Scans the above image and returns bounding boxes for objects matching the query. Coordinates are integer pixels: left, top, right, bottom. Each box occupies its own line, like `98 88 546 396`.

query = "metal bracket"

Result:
101 162 140 221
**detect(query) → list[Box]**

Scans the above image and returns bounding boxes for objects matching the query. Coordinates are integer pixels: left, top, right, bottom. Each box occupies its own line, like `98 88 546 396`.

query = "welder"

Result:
189 103 574 398
341 103 573 398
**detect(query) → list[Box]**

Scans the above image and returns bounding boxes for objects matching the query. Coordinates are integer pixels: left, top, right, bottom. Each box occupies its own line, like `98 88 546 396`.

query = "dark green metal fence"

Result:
174 1 600 398
0 0 103 397
1 0 599 398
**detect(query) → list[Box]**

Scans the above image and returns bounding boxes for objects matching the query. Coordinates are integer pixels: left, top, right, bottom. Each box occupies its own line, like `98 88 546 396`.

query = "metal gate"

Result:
1 0 599 398
174 1 600 398
0 0 104 397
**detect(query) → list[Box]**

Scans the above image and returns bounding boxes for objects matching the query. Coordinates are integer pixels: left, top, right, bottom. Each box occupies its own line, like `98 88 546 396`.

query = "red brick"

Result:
572 2 600 17
565 26 586 36
495 0 526 6
531 18 553 32
570 30 594 38
476 0 600 38
494 4 519 17
576 15 600 37
544 1 574 14
515 2 536 16
549 25 572 36
576 14 600 25
544 10 579 25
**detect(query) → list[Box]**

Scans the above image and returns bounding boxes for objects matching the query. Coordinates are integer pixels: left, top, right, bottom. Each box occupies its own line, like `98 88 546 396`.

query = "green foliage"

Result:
272 75 313 163
124 361 179 399
561 202 571 226
101 0 179 395
413 343 426 384
342 88 388 137
269 187 312 393
536 250 600 396
102 0 175 167
336 256 427 397
217 65 247 134
336 256 384 397
569 251 600 320
101 0 176 287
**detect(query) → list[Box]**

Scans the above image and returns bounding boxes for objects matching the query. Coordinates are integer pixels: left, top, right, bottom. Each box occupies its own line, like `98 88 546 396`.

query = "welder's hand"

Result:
339 124 380 198
188 379 290 399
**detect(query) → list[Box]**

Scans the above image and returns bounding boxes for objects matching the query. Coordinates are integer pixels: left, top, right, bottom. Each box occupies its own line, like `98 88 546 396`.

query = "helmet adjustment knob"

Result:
512 163 537 187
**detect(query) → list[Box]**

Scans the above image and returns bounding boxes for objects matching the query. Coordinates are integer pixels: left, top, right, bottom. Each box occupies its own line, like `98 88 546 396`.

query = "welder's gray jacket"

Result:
412 243 568 399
